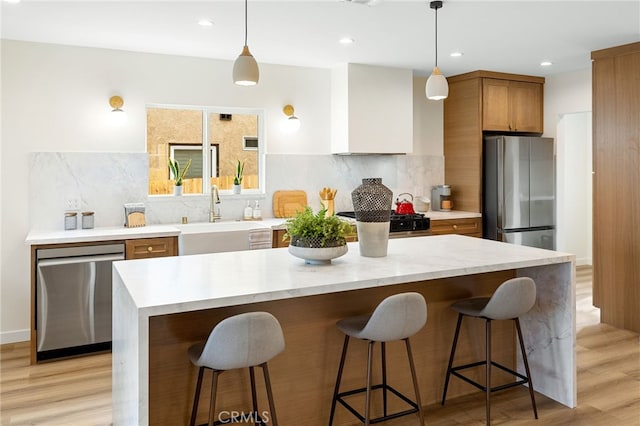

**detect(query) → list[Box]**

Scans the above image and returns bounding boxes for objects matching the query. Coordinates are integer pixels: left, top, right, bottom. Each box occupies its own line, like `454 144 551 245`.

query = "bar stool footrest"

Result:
336 383 420 424
449 360 531 393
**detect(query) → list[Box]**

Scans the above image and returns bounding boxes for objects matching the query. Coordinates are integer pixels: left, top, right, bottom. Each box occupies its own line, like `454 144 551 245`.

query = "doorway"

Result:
556 111 592 265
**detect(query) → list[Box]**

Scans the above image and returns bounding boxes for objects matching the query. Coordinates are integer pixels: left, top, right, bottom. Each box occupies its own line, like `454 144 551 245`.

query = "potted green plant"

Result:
284 206 353 264
168 158 192 195
233 160 244 194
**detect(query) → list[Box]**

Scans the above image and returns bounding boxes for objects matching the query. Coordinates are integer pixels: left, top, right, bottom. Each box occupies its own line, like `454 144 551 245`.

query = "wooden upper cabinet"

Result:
483 78 543 133
444 71 545 215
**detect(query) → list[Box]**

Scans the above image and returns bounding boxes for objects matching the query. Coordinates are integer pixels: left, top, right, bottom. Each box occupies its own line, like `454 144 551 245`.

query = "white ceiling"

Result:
2 0 639 77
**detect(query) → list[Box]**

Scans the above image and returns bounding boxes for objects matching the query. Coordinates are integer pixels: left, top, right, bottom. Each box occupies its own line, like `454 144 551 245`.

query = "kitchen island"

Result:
113 235 575 425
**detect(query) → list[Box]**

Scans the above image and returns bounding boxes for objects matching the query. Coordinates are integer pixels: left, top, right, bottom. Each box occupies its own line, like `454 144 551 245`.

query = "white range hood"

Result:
331 63 413 155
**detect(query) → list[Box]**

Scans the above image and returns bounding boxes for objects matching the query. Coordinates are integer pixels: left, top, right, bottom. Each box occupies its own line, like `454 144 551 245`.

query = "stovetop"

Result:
336 211 430 233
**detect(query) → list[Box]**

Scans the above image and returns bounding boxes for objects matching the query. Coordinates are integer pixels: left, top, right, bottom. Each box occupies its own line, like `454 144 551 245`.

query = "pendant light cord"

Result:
434 5 438 67
244 0 248 46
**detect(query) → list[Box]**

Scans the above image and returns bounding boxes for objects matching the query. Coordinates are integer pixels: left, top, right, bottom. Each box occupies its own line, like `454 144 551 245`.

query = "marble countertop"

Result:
25 224 182 245
113 234 574 317
24 213 480 245
25 219 289 245
422 210 482 220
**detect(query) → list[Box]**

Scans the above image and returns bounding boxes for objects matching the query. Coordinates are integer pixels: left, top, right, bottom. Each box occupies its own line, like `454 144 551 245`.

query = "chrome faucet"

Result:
209 185 221 222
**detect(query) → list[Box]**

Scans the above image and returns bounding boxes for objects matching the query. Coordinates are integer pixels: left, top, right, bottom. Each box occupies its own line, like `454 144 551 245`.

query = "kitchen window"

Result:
146 105 264 195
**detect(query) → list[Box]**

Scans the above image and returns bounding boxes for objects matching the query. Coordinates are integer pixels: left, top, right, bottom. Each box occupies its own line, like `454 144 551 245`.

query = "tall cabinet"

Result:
591 42 640 333
443 71 544 214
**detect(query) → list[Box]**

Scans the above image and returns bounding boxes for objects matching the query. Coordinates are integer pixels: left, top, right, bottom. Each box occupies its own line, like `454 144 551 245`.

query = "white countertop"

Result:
25 219 290 245
24 213 479 246
422 210 482 220
113 234 573 317
25 224 182 245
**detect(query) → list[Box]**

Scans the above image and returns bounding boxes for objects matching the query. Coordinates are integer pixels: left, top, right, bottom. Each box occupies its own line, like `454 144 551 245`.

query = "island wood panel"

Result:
443 77 483 213
147 270 516 425
591 42 640 332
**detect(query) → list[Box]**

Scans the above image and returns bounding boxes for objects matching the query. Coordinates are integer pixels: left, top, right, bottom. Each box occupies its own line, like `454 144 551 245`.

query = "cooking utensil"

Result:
394 193 415 215
319 187 337 216
319 187 337 200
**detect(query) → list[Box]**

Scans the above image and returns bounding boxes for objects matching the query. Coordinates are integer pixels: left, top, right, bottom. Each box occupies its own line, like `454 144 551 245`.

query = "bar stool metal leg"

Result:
405 338 426 426
485 319 492 426
364 341 375 426
249 367 259 425
190 367 205 426
381 342 388 418
328 335 350 426
208 370 220 426
442 313 463 405
262 362 278 426
515 318 538 419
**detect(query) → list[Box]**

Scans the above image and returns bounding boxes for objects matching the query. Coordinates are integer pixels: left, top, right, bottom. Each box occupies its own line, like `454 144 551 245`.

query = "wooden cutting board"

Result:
273 190 308 218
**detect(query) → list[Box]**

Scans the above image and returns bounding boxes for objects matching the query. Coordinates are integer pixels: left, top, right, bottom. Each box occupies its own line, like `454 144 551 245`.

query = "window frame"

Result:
146 103 266 196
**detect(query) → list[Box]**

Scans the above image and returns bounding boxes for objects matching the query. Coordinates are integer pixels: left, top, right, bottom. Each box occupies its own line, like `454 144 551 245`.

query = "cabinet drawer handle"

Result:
453 224 458 229
147 246 153 252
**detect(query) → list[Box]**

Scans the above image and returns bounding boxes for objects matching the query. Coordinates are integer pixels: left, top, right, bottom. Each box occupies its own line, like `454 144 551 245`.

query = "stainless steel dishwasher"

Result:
35 243 124 361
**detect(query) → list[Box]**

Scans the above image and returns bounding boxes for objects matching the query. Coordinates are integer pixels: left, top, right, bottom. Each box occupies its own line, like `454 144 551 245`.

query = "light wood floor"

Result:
1 266 638 425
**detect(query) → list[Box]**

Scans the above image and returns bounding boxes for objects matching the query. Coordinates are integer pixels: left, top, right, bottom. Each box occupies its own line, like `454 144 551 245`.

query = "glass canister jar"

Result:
64 212 77 230
82 211 95 229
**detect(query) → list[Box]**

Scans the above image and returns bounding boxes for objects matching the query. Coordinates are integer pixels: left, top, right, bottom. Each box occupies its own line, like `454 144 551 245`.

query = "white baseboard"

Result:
576 257 592 267
0 329 30 345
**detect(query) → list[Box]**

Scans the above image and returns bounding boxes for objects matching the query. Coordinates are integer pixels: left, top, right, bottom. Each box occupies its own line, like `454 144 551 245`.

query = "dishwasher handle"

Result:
37 253 125 267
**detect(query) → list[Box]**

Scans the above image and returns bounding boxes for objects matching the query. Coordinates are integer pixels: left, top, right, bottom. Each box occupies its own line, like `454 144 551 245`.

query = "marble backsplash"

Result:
29 152 443 231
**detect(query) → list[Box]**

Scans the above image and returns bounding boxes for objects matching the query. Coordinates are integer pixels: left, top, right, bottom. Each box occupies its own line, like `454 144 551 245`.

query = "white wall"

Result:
413 76 444 157
556 112 592 265
0 40 444 342
544 68 593 264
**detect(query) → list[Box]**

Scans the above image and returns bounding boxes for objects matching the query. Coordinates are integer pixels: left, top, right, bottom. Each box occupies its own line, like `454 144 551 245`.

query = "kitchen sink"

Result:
175 221 272 255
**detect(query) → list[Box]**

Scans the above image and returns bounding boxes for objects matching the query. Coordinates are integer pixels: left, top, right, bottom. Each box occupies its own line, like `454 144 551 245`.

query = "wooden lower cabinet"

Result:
125 236 178 259
272 229 289 248
430 217 482 237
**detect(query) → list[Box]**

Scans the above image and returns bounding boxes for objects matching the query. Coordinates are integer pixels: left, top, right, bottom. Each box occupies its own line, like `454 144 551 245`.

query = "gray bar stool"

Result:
329 292 427 426
188 311 285 426
441 277 538 425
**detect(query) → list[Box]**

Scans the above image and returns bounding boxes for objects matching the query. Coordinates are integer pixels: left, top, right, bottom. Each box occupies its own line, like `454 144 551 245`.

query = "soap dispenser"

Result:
243 201 253 220
252 200 262 219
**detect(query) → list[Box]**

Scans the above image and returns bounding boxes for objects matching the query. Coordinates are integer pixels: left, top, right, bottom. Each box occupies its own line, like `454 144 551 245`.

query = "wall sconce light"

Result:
109 95 127 125
282 104 301 133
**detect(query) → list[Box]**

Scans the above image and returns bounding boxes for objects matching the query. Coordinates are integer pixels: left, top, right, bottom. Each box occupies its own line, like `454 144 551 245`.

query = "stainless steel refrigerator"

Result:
483 135 555 250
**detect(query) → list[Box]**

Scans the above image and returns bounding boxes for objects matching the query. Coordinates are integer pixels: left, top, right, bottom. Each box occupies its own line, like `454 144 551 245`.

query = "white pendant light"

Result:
426 1 448 100
233 0 259 86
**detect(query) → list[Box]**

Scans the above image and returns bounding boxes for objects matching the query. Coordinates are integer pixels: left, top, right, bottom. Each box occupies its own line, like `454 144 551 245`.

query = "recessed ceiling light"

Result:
339 37 355 45
3 0 22 4
450 52 464 58
540 61 553 67
198 19 214 27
